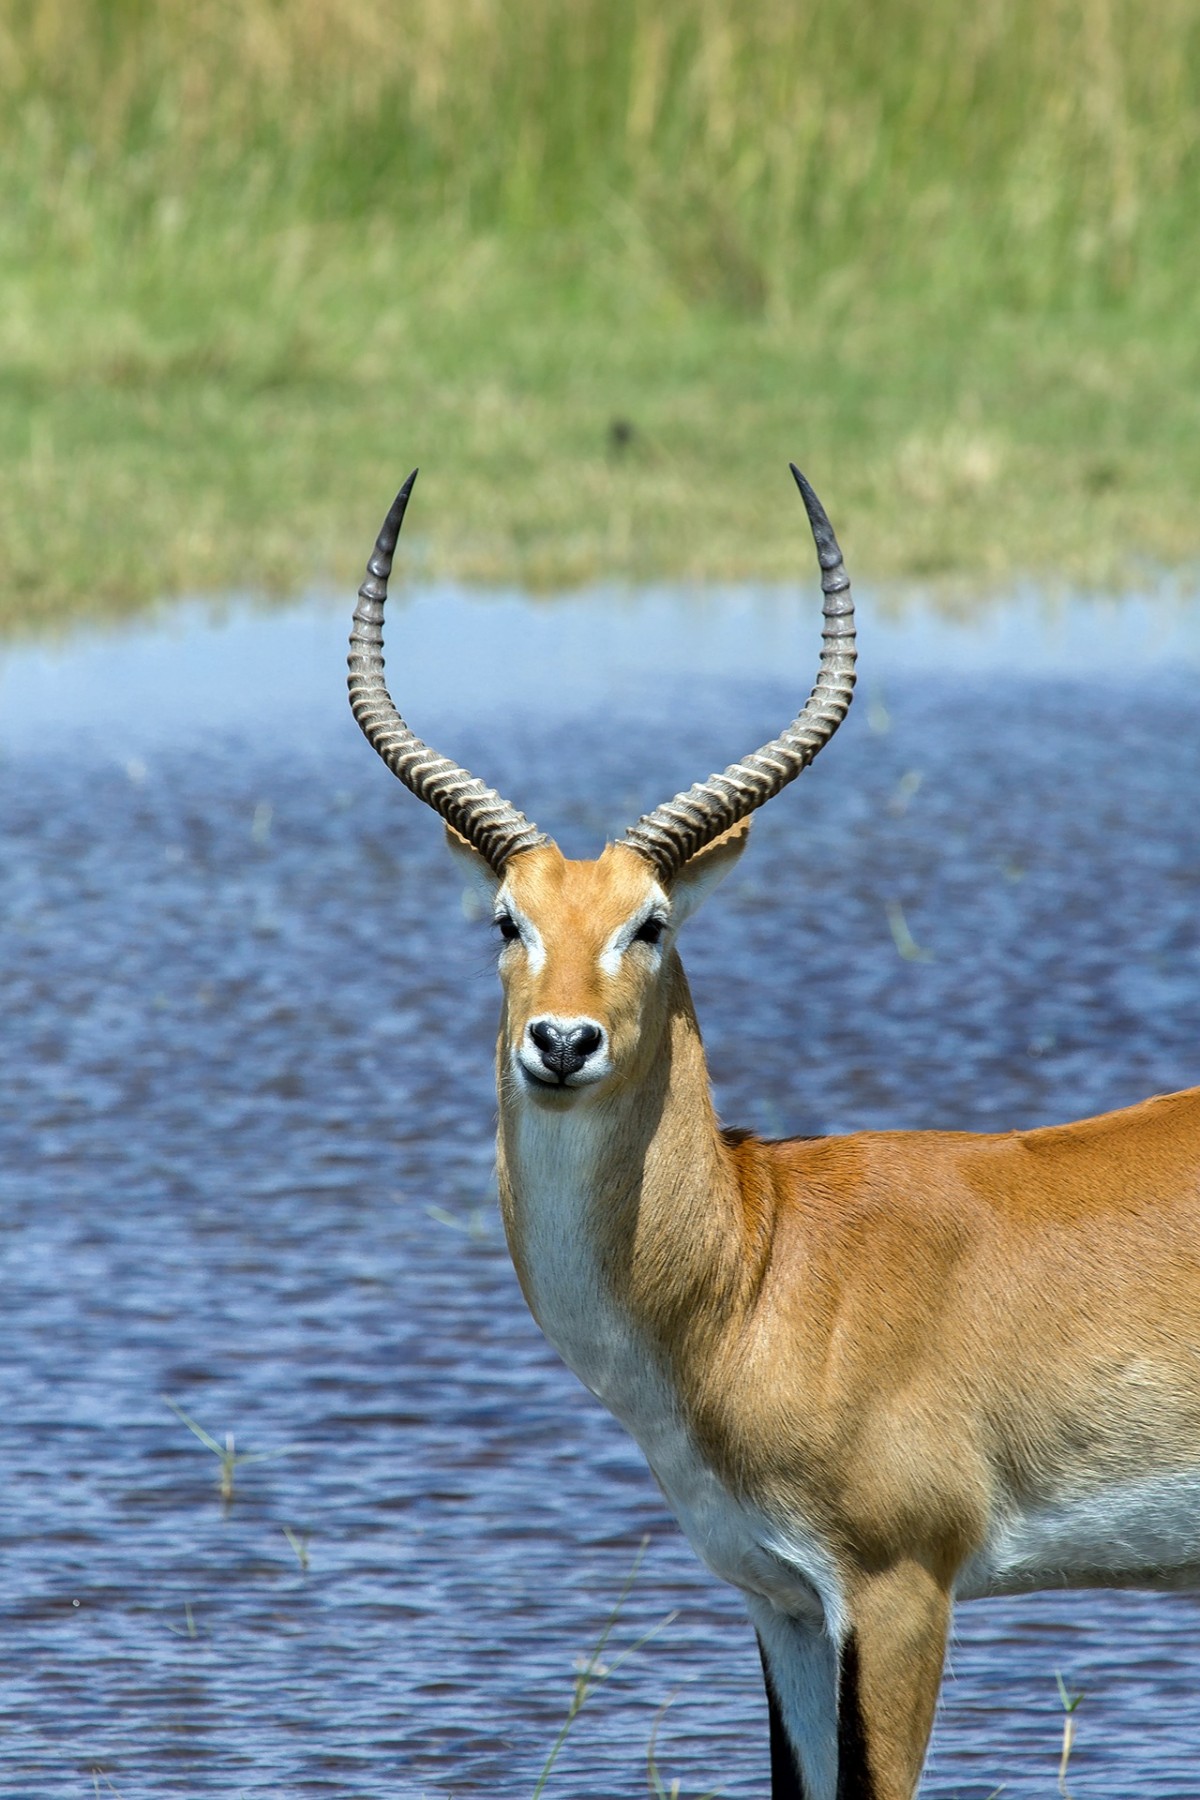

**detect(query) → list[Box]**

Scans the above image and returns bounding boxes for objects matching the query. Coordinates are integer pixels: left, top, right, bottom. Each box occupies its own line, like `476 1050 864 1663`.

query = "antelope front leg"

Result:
750 1600 839 1800
837 1561 951 1800
749 1561 950 1800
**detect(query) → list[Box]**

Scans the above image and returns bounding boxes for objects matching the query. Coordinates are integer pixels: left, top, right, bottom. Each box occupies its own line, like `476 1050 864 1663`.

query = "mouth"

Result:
515 1057 606 1099
520 1062 565 1089
519 1064 581 1096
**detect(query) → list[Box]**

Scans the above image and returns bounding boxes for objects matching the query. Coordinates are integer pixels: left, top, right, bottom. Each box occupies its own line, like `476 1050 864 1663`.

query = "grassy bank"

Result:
2 0 1198 631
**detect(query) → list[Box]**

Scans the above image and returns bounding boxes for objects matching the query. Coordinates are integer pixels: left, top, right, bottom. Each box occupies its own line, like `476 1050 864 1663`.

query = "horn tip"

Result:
362 468 421 595
788 461 823 520
789 462 844 573
382 467 420 530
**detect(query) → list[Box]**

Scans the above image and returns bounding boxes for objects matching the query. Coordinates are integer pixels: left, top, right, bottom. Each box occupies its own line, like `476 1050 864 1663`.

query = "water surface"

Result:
2 580 1199 1797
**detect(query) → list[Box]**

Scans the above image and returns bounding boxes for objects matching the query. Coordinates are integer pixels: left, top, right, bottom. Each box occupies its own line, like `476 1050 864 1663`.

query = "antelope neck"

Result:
495 960 757 1404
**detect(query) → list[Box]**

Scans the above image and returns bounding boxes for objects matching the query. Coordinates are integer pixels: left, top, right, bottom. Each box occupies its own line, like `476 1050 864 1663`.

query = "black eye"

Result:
633 916 666 946
494 913 522 943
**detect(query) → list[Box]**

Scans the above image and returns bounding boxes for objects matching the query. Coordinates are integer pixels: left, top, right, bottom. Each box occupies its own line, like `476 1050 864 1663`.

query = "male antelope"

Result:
348 469 1200 1800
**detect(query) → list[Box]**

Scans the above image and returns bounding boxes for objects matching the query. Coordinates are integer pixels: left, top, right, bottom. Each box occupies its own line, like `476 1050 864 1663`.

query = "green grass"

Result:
163 1395 297 1506
2 0 1198 632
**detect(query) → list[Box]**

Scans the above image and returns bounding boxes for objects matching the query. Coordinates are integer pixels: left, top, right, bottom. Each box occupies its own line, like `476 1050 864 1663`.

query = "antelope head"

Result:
348 467 856 1108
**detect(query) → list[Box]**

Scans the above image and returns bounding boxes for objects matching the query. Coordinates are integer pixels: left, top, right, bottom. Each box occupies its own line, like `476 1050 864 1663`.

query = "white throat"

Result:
505 1097 639 1405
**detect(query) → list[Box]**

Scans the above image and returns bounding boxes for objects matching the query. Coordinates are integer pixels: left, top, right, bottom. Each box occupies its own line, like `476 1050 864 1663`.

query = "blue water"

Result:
2 578 1199 1797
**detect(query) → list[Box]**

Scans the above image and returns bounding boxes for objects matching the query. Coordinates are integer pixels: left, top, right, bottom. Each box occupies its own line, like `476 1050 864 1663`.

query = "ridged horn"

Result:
348 471 548 873
622 465 856 882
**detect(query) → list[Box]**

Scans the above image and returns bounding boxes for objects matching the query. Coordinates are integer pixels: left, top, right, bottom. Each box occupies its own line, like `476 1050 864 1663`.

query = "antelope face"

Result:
448 830 752 1105
492 842 665 1102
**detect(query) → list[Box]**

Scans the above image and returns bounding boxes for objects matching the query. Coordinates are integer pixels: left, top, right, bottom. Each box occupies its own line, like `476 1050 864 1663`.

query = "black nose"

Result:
529 1019 604 1080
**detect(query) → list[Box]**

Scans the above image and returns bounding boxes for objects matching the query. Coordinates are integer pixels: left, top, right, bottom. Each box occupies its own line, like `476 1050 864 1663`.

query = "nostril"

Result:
529 1020 562 1059
567 1023 603 1060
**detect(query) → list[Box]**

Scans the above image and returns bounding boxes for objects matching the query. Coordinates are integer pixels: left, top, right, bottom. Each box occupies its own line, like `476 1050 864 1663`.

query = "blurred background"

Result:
2 0 1198 627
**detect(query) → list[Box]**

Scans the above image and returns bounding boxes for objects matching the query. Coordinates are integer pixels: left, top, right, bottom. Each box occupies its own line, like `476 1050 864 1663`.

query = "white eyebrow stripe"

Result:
598 893 671 976
496 896 546 973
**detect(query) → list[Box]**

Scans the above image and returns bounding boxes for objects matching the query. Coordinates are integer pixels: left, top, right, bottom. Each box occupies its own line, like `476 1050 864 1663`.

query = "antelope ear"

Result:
669 819 752 927
444 824 502 912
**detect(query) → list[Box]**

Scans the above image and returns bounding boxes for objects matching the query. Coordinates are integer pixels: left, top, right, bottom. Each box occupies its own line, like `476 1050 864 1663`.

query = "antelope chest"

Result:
504 1105 839 1626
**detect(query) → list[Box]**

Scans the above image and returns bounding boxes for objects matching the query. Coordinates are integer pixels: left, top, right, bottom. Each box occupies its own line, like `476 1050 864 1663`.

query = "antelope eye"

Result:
494 913 522 943
633 916 666 946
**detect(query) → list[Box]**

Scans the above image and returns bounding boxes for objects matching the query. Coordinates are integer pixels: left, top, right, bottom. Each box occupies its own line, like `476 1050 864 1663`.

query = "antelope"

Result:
348 468 1200 1800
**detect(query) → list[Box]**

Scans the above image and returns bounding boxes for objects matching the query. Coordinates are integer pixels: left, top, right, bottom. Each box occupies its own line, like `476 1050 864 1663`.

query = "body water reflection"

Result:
1 584 1198 1797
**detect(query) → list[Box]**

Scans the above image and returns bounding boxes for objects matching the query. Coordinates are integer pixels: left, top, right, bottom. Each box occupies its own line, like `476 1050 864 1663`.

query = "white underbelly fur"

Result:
957 1468 1200 1599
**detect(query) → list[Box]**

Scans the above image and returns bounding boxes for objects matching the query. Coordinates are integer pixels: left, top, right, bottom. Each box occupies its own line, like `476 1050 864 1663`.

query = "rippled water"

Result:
2 580 1199 1798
